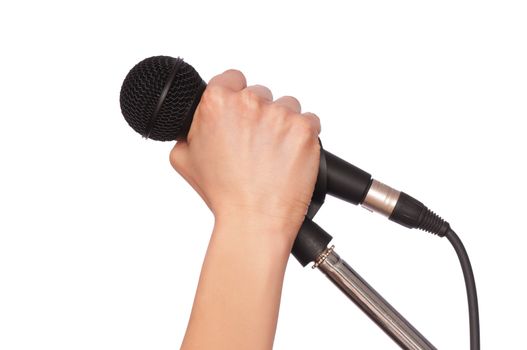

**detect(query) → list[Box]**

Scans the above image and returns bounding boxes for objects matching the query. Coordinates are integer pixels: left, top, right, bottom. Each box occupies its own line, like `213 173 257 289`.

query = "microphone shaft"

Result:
316 247 437 350
322 150 451 236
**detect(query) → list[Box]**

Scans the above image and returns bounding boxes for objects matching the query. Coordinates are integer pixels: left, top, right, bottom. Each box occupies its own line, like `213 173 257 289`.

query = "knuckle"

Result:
224 69 246 83
239 88 263 111
199 86 230 121
310 113 321 124
293 117 316 138
201 85 228 107
285 95 301 107
305 113 321 132
268 102 291 117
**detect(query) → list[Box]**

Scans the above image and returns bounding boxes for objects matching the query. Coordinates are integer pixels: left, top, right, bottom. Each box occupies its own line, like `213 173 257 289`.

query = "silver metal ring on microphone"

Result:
361 179 401 217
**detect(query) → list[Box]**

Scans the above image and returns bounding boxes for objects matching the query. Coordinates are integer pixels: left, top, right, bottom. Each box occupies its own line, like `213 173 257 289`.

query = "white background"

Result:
1 1 526 349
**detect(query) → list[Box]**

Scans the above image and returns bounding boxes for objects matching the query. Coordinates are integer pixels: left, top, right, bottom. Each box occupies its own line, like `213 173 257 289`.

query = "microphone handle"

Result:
322 150 451 236
324 150 371 204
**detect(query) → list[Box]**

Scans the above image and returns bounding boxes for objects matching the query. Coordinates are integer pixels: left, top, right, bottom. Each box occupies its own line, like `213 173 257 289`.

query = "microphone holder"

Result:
293 219 436 350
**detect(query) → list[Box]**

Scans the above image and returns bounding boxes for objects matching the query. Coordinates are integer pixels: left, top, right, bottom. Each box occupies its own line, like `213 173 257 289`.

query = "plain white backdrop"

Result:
1 1 526 349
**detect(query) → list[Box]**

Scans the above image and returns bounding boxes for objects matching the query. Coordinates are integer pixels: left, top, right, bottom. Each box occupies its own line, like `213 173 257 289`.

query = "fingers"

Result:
274 96 301 113
206 68 319 135
208 69 247 92
301 112 321 135
245 84 273 101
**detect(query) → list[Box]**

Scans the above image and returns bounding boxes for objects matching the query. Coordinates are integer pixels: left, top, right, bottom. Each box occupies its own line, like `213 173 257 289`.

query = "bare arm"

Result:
170 69 321 350
180 218 292 350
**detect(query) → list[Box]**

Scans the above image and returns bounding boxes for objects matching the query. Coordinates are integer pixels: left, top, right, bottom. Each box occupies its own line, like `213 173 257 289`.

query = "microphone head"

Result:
119 56 206 141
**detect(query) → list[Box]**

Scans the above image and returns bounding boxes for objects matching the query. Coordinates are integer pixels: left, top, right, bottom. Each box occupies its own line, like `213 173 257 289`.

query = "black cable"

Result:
445 228 480 350
380 192 479 348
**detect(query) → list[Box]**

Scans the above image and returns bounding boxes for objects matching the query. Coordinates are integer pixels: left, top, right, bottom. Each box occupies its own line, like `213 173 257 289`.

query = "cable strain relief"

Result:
417 208 450 237
389 192 450 237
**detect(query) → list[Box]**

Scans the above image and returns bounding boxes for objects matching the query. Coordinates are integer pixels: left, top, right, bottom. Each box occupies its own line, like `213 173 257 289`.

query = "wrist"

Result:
213 212 301 255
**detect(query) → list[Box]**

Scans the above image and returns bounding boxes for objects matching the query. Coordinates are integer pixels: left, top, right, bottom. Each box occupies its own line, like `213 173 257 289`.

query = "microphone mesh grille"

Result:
119 56 203 141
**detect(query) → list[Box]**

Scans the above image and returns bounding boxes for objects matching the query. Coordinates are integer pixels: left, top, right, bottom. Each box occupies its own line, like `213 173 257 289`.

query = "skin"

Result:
170 69 321 350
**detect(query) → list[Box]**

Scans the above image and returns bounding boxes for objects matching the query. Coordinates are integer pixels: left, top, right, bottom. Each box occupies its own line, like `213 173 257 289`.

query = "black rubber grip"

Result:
324 150 372 205
292 218 333 267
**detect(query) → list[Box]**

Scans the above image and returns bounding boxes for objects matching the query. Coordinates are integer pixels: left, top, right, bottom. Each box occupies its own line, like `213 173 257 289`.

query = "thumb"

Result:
169 141 190 173
168 141 211 209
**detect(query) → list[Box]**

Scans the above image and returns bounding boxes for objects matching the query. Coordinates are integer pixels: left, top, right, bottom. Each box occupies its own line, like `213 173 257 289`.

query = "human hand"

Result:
169 69 321 244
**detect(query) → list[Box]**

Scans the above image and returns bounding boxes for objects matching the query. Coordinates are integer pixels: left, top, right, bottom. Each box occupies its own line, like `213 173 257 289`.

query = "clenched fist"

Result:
169 69 321 244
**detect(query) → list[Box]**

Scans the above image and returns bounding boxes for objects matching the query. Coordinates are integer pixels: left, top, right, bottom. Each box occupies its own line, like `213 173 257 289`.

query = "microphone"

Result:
119 55 450 236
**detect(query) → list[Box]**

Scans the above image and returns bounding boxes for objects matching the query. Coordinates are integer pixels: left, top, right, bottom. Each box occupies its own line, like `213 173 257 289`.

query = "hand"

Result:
169 69 321 243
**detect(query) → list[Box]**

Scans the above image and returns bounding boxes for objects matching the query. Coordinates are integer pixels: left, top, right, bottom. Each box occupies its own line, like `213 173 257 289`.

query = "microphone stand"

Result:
293 218 436 350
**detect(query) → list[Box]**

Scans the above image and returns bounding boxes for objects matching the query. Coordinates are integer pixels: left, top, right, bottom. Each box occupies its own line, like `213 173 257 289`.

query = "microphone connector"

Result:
361 180 450 237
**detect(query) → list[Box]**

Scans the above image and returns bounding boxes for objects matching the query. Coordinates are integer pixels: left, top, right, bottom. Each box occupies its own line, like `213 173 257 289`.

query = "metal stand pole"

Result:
292 219 437 350
314 246 437 350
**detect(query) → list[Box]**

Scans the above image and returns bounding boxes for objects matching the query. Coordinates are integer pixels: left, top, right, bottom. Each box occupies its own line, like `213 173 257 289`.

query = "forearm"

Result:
181 216 295 350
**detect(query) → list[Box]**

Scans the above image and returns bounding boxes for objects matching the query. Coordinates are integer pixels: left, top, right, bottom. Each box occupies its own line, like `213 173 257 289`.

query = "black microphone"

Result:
120 55 450 236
